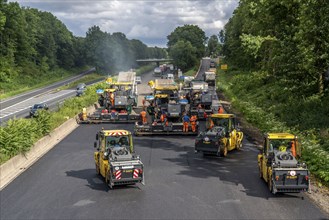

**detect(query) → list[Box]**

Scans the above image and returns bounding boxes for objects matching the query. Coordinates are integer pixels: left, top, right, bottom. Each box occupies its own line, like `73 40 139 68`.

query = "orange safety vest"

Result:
140 111 147 117
218 106 224 114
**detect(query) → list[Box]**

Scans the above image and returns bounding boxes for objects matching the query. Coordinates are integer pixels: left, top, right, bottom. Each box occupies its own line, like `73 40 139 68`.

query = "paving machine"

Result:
134 79 198 136
258 133 309 194
77 71 140 123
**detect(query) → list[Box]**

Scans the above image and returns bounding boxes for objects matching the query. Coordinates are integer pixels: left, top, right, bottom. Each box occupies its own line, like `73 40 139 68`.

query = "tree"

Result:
167 24 206 59
206 35 219 57
169 40 197 71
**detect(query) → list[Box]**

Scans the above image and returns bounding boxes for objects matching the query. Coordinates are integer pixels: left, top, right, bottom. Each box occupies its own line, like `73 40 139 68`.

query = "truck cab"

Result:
94 129 144 188
258 133 309 194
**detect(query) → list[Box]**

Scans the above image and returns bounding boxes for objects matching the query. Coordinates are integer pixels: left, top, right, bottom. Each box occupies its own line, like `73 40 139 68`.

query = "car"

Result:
30 103 49 117
135 76 142 84
76 83 86 96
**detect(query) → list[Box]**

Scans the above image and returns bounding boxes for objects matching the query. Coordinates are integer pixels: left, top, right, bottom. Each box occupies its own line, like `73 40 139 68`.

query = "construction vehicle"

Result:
258 133 309 194
204 71 216 88
195 114 243 156
185 80 215 119
94 129 144 189
134 79 198 136
77 71 141 124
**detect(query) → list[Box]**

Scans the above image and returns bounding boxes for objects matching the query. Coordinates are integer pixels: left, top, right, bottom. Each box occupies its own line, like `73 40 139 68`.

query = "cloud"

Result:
10 0 239 47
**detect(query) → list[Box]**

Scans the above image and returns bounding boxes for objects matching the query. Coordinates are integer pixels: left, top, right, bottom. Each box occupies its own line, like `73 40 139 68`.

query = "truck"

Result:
94 129 144 189
204 71 216 88
258 133 309 194
195 114 243 156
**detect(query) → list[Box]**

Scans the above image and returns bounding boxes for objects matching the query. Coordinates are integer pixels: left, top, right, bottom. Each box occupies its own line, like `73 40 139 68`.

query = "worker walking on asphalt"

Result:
190 115 197 132
140 108 147 124
182 113 190 132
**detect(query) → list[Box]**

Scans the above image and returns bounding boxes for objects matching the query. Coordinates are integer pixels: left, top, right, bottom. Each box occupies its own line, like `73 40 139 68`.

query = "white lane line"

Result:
0 90 75 119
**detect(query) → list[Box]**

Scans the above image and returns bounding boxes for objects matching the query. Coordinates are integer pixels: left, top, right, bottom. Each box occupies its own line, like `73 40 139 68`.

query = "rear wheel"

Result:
236 141 242 150
258 164 263 179
220 146 228 157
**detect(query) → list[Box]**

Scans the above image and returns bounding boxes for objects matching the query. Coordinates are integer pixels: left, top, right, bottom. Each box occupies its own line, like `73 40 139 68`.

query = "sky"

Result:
10 0 239 47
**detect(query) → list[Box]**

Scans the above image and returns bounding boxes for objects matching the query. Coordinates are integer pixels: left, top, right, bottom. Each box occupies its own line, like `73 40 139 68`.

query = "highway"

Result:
1 61 327 219
0 68 96 124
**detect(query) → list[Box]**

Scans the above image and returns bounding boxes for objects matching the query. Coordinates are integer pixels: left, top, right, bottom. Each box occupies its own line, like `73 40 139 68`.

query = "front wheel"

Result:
95 164 100 175
268 177 275 194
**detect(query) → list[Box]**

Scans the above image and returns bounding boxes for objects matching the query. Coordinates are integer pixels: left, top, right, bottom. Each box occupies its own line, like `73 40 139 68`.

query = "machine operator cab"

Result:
95 130 134 159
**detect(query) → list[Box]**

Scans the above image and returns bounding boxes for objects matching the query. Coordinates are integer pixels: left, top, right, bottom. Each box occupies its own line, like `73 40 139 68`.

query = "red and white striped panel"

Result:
115 170 122 180
107 131 128 136
133 169 139 179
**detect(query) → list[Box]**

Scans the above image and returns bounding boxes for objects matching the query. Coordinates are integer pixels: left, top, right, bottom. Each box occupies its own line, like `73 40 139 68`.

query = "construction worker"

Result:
182 113 190 132
147 103 155 122
218 106 224 114
290 141 296 157
109 92 115 107
140 108 147 124
126 104 132 115
206 117 214 130
160 111 168 126
110 109 117 119
190 115 197 132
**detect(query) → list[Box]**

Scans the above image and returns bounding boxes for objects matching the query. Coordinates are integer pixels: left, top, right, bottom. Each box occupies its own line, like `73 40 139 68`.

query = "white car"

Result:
135 76 142 84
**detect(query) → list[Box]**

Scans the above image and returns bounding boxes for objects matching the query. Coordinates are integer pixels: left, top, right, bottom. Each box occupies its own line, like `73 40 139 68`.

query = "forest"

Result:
221 0 329 183
0 0 166 94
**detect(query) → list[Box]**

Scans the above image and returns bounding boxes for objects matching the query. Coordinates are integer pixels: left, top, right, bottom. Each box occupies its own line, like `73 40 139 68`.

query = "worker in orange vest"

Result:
109 92 115 107
160 111 168 126
190 115 197 132
218 106 224 114
140 108 147 124
290 141 296 157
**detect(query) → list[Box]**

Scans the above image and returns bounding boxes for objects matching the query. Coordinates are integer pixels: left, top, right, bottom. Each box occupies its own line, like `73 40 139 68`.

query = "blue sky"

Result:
10 0 239 47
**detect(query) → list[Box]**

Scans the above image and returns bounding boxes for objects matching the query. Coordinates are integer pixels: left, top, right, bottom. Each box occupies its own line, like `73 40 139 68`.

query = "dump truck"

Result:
77 71 141 124
94 129 144 189
258 133 309 194
134 79 198 136
204 71 216 88
195 114 243 156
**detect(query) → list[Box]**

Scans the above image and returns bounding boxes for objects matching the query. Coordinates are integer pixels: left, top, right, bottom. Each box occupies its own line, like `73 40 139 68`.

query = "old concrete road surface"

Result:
1 71 328 219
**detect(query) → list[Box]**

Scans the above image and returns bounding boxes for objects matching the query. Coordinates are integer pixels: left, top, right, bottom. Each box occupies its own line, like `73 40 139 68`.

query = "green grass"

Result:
56 73 105 90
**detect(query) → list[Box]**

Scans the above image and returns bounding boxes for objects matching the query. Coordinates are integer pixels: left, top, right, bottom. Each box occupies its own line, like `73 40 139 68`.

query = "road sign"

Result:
221 64 228 70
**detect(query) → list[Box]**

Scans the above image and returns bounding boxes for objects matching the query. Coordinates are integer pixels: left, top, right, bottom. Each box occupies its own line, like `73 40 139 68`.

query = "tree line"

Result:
0 0 167 91
222 0 329 96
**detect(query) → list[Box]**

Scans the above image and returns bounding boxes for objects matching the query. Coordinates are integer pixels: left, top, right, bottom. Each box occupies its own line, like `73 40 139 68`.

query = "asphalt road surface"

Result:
1 63 328 219
0 68 96 124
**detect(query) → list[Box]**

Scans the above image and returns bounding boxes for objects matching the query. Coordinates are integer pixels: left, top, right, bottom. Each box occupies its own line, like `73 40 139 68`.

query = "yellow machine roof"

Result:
101 130 131 136
210 113 235 119
267 133 296 140
110 82 133 86
155 85 178 90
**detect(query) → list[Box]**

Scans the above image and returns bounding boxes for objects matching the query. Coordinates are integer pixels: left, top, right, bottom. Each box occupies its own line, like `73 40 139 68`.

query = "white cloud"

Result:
9 0 239 47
